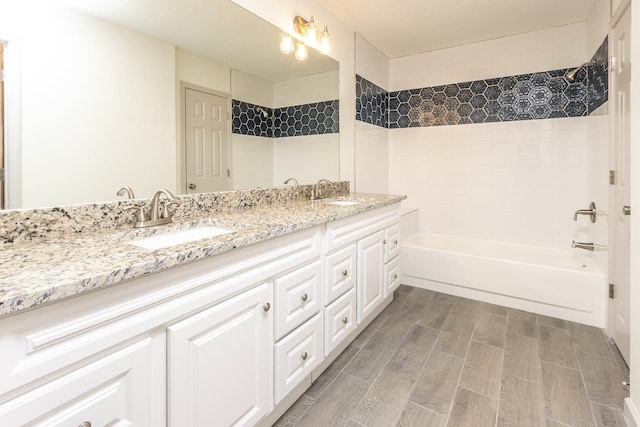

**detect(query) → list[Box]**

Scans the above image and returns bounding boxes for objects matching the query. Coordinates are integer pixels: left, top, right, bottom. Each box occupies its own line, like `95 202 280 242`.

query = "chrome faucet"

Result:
310 178 334 200
129 189 181 228
116 186 135 199
573 202 597 223
283 177 299 187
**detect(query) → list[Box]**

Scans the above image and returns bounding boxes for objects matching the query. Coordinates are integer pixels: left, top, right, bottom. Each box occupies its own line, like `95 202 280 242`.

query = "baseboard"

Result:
626 398 640 427
402 275 603 327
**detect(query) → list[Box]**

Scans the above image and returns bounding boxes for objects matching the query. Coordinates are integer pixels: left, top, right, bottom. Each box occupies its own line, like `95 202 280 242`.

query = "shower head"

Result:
256 107 269 118
566 60 596 82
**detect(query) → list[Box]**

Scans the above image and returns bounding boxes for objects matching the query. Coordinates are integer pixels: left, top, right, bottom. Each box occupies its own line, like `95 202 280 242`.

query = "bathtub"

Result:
401 233 606 326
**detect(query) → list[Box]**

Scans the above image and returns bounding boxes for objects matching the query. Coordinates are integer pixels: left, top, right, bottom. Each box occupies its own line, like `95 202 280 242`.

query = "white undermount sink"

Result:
128 226 235 250
322 200 360 206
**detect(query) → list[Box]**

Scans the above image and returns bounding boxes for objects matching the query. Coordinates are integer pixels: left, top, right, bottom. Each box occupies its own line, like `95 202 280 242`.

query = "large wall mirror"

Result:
0 0 340 209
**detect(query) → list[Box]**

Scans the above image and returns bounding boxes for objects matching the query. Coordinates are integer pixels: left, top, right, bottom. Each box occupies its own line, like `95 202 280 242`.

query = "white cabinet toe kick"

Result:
0 203 402 427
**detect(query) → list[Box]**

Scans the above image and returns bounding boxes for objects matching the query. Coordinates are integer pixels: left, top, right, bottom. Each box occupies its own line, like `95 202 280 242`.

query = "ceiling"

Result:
55 0 338 82
317 0 598 58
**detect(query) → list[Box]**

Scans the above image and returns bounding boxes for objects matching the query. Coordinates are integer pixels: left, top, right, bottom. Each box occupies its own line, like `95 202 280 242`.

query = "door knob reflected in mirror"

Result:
188 183 196 190
623 206 631 216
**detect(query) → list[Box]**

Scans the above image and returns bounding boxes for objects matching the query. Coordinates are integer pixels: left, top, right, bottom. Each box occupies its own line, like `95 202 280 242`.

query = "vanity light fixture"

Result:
294 41 308 61
279 33 294 54
280 15 332 60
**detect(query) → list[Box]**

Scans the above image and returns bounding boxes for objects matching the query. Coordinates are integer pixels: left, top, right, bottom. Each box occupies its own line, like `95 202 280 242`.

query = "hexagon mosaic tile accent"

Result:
387 68 589 128
588 36 609 114
356 36 609 129
356 74 388 127
232 99 339 138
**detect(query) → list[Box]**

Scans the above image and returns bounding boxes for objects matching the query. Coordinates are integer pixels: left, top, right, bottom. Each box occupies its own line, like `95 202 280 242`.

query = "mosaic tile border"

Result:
356 36 609 128
232 99 339 138
356 74 388 128
588 36 609 114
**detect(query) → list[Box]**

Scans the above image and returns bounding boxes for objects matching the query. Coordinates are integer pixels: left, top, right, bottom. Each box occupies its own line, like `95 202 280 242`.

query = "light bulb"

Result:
305 16 317 46
279 33 294 54
318 26 332 55
295 42 308 61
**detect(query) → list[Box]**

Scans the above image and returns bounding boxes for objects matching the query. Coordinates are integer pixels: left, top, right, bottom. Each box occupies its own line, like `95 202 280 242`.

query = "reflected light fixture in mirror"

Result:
280 15 332 60
280 34 294 54
295 42 308 61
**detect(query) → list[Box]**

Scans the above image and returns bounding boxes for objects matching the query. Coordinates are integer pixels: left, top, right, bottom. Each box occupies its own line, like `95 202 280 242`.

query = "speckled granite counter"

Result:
0 193 405 317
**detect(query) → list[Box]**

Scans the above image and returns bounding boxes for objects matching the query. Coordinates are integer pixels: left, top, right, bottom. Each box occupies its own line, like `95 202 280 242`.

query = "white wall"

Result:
4 2 177 207
390 23 589 91
176 48 231 95
232 135 274 189
354 34 390 194
231 69 274 107
274 70 339 107
229 0 356 185
586 0 611 56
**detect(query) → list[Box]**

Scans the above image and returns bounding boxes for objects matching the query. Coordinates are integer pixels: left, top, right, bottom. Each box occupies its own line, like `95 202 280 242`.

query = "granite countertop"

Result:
0 193 406 317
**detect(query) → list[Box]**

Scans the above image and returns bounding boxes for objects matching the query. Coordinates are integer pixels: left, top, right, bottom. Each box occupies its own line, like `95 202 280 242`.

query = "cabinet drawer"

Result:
384 223 401 263
274 313 322 404
274 260 322 340
324 288 356 356
0 338 163 426
324 204 401 252
324 244 356 305
384 256 401 298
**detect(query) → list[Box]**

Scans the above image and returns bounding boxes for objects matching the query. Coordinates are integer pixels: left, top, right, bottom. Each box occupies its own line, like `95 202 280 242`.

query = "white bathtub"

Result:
401 233 606 326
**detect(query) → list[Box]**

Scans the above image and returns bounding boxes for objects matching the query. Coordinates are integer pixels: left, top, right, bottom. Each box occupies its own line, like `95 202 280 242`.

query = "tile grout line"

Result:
493 307 510 427
444 307 479 425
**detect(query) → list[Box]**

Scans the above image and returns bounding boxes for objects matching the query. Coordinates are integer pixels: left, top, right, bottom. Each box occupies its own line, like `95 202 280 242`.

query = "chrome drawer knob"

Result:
342 269 348 277
342 317 348 324
78 423 92 427
382 239 387 244
394 239 398 244
301 352 308 360
301 294 308 302
393 273 398 279
263 302 271 312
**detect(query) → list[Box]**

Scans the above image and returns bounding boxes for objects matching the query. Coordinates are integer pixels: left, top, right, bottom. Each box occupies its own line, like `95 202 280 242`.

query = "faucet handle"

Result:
160 200 181 220
125 206 146 223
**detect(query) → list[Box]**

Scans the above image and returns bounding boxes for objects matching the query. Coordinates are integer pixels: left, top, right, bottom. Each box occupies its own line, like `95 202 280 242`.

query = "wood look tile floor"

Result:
273 286 630 427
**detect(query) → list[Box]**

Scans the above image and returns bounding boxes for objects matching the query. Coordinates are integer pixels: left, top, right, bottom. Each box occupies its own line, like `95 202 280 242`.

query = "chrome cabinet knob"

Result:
263 302 271 312
342 317 348 324
623 206 631 215
383 239 387 244
78 423 92 427
342 269 348 277
188 183 196 190
301 294 308 302
394 239 398 244
393 273 398 279
301 352 308 360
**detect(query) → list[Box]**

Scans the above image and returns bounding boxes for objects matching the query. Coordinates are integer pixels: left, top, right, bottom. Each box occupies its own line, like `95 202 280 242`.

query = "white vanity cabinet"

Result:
0 202 403 427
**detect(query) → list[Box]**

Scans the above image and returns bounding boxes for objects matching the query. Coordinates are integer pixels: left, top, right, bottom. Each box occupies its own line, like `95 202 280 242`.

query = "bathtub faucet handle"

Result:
573 202 597 223
571 240 595 251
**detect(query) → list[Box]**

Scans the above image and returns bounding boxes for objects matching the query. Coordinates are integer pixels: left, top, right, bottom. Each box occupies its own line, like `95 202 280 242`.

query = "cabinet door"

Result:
168 283 273 427
357 231 385 323
324 288 356 355
0 337 164 426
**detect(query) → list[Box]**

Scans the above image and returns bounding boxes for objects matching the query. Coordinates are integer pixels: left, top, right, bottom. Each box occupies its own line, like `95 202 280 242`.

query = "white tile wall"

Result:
355 33 389 89
389 23 589 91
355 121 389 193
388 118 590 249
232 135 274 190
273 134 340 186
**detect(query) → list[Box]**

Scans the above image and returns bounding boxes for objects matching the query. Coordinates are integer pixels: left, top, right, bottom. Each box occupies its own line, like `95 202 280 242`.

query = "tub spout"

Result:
572 240 595 251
